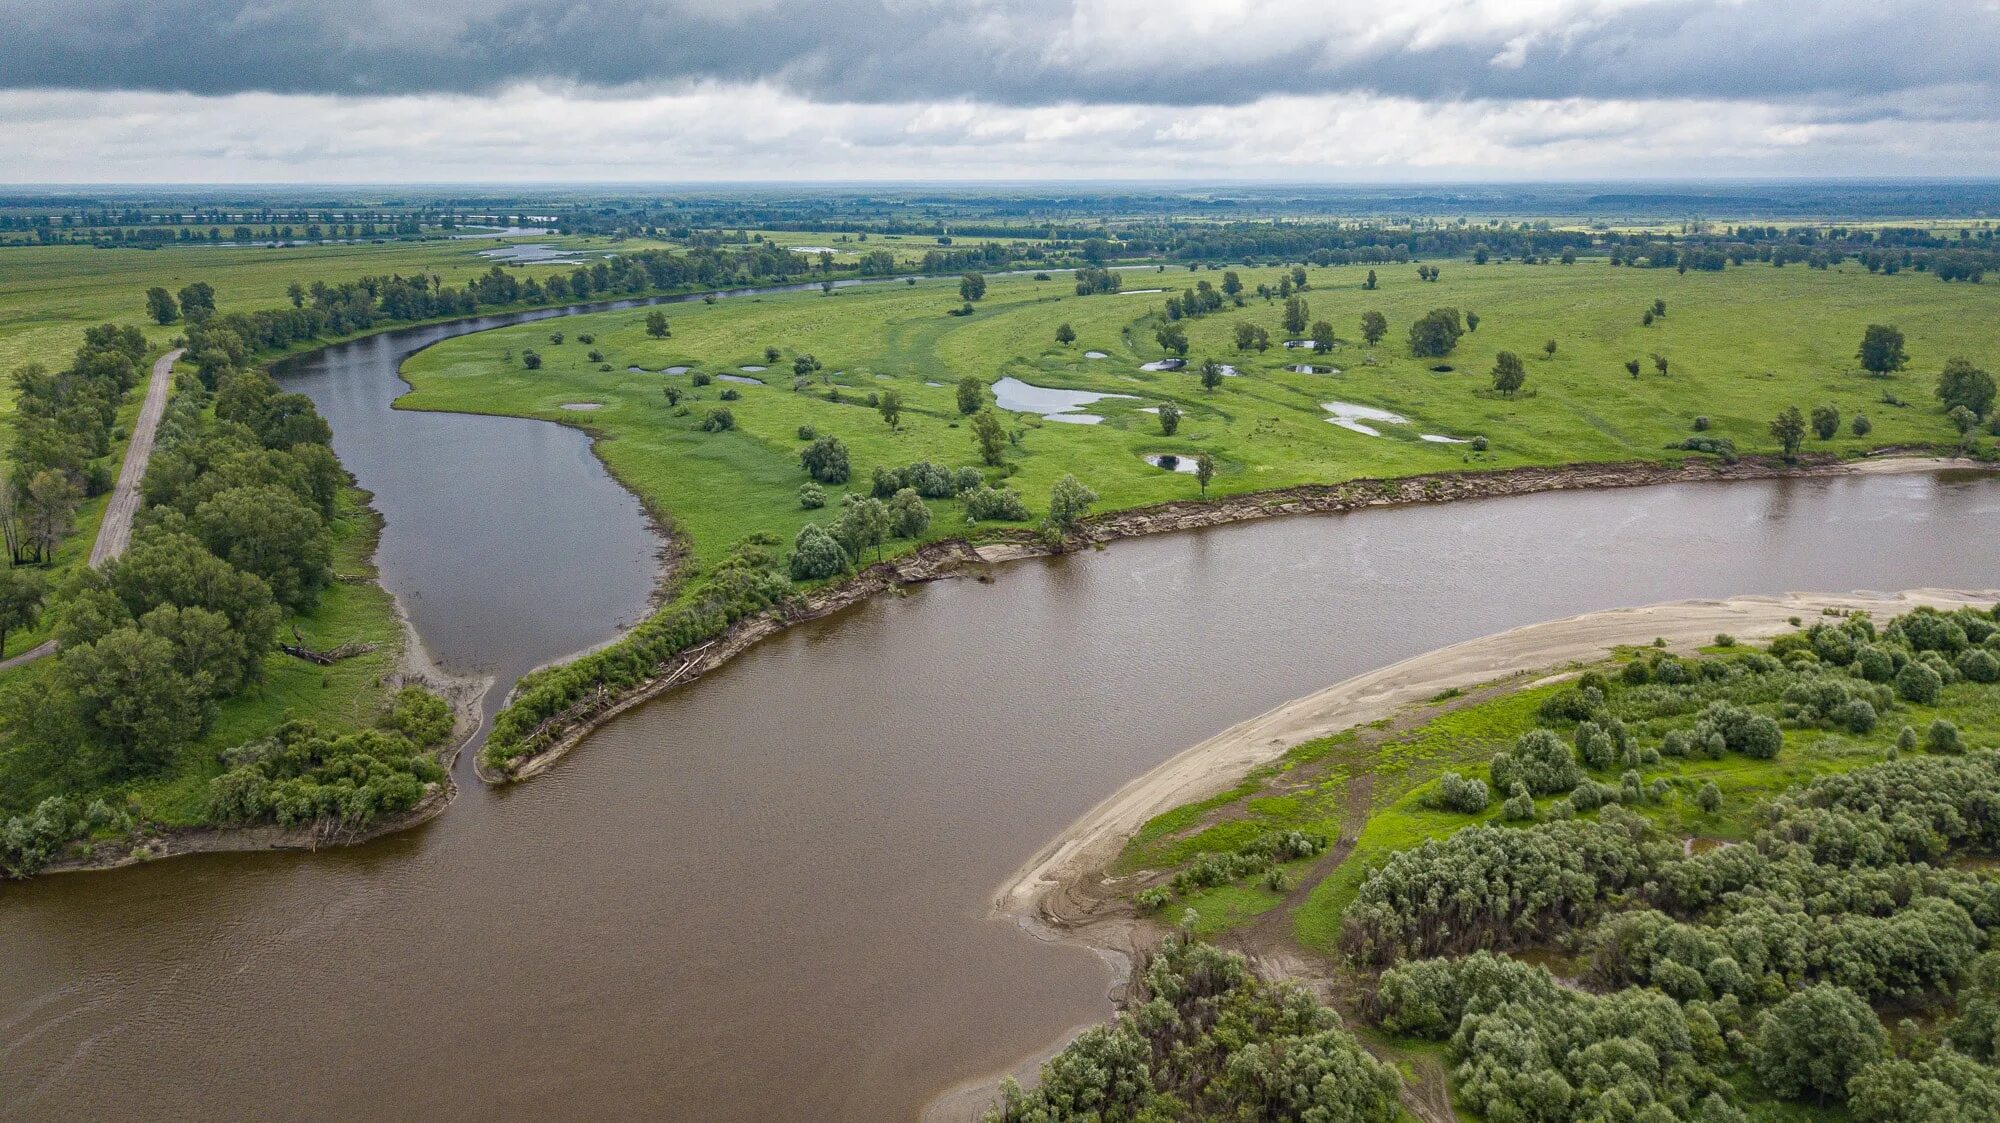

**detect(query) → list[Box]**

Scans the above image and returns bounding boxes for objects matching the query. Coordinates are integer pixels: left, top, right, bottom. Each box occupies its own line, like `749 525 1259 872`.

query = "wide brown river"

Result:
2 298 1996 1120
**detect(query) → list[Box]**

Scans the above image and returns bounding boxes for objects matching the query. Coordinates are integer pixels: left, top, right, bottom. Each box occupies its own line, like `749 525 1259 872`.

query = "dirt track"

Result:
0 348 181 673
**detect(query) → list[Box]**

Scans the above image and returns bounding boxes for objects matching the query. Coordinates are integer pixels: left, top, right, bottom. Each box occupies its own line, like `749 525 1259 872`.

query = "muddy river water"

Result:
1 291 1995 1120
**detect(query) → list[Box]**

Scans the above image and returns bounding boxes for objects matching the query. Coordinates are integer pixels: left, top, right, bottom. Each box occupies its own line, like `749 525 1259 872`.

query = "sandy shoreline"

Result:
989 585 2000 943
928 584 1997 1119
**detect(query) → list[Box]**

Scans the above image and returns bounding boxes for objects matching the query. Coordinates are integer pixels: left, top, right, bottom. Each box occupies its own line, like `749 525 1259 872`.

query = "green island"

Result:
998 604 2000 1122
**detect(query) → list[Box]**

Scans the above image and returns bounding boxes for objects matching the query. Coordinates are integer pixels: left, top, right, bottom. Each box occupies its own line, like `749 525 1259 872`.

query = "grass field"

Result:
0 234 646 413
400 260 1997 581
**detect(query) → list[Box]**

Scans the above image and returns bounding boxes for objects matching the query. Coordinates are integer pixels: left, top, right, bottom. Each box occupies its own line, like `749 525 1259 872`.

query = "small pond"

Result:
478 243 586 265
1139 359 1186 372
663 366 692 375
739 365 767 373
717 374 764 385
1290 364 1339 375
1142 453 1202 474
1322 400 1462 443
1084 351 1109 360
991 376 1136 425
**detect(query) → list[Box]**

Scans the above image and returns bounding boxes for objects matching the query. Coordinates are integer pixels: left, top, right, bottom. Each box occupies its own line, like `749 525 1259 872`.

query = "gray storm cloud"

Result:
4 0 1995 107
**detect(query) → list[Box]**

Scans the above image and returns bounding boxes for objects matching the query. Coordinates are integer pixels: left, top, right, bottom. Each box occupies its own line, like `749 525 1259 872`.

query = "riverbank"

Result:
930 584 2000 1122
486 453 1989 781
989 585 2000 944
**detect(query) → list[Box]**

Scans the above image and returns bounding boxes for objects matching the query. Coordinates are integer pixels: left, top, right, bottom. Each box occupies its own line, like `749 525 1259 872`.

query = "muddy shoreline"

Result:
486 452 1983 781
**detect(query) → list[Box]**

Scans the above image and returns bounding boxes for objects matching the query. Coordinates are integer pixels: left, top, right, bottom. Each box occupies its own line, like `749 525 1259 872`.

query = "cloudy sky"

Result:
5 0 1999 183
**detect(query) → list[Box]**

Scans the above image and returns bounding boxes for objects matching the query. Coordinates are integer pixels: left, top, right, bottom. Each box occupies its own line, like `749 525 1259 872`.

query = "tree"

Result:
1407 308 1464 358
1851 413 1872 437
959 272 987 302
1200 361 1225 393
191 485 331 610
1811 404 1841 440
144 286 179 325
955 376 982 415
1752 985 1885 1106
1490 352 1527 396
1858 324 1908 377
1282 296 1309 336
286 282 305 308
831 495 890 563
799 434 851 483
1233 321 1257 351
644 310 670 339
1950 405 1979 442
176 281 216 323
1310 320 1335 353
1624 358 1641 378
1155 323 1188 356
1220 271 1242 301
878 389 903 430
970 408 1007 466
1653 352 1670 377
1652 298 1667 318
1055 322 1075 346
1364 269 1378 290
21 470 82 563
56 627 204 778
1465 311 1480 333
1158 402 1181 435
1541 339 1557 359
887 488 930 538
1769 406 1807 461
1360 311 1387 346
788 523 845 580
0 566 46 654
700 407 735 432
521 349 541 370
1937 357 1996 418
1045 474 1097 537
1194 453 1215 497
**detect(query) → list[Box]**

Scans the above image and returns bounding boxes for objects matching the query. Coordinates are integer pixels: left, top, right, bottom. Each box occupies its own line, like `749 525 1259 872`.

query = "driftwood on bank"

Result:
279 628 380 666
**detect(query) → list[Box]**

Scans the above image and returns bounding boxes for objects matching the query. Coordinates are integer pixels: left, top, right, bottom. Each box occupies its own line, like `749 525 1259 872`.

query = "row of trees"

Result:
8 335 345 786
5 323 150 563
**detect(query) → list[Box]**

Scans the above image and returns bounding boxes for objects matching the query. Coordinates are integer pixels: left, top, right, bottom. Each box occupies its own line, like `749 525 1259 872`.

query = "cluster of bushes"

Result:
206 687 451 831
868 460 981 500
1364 751 2000 1117
5 323 149 562
1137 829 1328 911
1 795 132 878
484 534 792 767
1073 267 1122 295
1668 434 1740 462
985 932 1399 1123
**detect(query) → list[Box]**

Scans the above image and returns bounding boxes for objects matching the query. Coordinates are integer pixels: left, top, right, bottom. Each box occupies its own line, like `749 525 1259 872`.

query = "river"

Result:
0 290 1995 1120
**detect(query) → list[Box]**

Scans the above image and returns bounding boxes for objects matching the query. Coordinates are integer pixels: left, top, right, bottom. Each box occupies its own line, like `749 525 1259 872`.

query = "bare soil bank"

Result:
490 453 1985 781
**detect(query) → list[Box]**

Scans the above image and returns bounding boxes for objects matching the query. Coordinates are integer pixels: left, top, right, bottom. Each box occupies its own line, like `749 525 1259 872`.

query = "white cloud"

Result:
4 81 1998 183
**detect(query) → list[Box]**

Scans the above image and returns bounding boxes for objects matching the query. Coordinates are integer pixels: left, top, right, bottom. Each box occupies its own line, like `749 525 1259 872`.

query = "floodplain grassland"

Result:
401 260 1997 579
0 234 644 413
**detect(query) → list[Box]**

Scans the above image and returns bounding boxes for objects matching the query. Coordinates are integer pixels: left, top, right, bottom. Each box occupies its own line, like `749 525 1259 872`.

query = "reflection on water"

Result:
991 375 1136 425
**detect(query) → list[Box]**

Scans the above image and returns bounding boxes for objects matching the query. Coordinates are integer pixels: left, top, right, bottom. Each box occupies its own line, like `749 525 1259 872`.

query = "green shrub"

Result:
1897 661 1943 704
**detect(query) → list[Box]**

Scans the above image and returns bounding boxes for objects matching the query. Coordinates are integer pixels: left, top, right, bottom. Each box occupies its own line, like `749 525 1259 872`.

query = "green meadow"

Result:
401 260 1996 578
0 235 642 413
